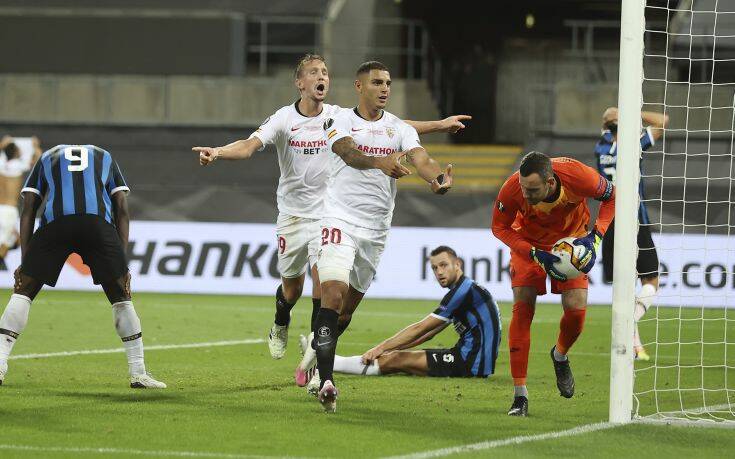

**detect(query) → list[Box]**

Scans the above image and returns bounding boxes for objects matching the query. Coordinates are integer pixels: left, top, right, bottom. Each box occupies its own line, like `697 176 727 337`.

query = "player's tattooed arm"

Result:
361 315 447 363
18 192 41 257
111 191 130 253
192 137 263 165
332 137 411 179
405 147 453 194
405 115 472 134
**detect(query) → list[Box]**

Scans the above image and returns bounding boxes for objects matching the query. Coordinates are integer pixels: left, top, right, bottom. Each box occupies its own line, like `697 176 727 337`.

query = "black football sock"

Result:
273 285 296 327
310 298 321 333
337 315 352 337
314 308 339 388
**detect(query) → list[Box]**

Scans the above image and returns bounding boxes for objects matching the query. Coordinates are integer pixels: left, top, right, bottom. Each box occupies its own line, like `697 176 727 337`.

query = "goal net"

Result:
618 0 735 424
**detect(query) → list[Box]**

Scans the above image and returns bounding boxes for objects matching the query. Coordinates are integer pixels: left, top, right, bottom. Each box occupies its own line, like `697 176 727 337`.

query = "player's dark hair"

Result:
519 151 553 180
294 54 326 79
430 245 458 259
356 61 389 77
3 143 19 160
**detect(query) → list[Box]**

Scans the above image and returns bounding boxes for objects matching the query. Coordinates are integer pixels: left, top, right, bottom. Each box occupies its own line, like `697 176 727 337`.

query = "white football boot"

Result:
318 379 338 413
306 369 321 396
268 323 289 359
130 373 167 389
294 332 317 386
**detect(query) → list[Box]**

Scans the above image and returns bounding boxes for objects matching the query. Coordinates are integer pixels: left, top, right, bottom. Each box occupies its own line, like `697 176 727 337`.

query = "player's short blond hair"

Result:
294 54 326 79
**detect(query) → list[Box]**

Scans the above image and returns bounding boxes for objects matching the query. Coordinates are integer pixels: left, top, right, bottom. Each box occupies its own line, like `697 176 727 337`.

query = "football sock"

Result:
556 308 587 355
0 294 31 365
314 308 339 388
311 298 321 333
635 283 657 321
633 323 643 349
509 301 534 386
333 355 381 376
274 285 296 327
514 385 529 398
337 315 352 337
112 301 145 376
553 346 568 362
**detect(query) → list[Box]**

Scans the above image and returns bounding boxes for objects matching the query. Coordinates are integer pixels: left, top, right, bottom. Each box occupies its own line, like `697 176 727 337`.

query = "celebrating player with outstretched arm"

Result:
310 60 453 412
323 246 500 380
595 107 668 361
491 151 615 417
0 145 165 389
192 55 470 375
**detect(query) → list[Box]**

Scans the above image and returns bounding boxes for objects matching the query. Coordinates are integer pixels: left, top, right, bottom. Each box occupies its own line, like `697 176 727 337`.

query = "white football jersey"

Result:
323 108 422 230
249 102 342 219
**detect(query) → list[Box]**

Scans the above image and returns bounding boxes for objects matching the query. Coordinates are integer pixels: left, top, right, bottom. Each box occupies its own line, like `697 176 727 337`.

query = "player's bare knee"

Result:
102 274 131 304
281 275 304 303
513 287 537 308
561 288 587 310
320 280 347 311
641 275 659 290
13 271 42 300
311 266 322 298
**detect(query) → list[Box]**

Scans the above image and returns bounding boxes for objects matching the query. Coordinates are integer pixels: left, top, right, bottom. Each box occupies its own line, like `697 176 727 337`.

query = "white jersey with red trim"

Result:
323 108 422 230
249 101 342 219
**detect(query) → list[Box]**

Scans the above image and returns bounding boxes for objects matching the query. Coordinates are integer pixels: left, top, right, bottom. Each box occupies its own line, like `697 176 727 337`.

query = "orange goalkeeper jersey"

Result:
491 157 615 255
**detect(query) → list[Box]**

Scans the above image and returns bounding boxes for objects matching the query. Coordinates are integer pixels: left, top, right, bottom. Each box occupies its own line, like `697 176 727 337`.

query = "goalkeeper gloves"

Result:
530 247 567 282
573 229 603 274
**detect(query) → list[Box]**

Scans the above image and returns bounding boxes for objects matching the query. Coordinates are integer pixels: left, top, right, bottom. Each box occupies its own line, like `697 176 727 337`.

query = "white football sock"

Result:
112 301 145 376
333 355 381 376
514 385 529 398
633 323 643 349
635 283 657 321
0 294 31 365
553 346 568 362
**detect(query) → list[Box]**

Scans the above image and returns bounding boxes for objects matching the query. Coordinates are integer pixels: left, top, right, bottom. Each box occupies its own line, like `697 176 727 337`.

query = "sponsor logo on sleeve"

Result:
323 118 334 130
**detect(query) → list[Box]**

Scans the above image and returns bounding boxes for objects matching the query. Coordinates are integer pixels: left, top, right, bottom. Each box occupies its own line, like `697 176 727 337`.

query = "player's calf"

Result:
269 285 296 359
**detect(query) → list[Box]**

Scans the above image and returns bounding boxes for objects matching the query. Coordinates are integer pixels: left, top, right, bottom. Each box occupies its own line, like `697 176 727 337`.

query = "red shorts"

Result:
510 250 588 295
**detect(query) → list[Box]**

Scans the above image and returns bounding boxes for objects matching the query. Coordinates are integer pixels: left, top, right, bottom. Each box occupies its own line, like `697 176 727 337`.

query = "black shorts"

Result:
602 219 659 283
425 348 470 378
21 214 128 287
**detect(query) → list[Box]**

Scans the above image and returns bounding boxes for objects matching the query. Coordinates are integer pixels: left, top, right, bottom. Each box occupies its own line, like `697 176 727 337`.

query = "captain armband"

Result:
594 176 614 202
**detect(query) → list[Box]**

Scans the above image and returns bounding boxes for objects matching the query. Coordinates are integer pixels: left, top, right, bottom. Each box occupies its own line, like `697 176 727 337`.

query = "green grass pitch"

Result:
0 289 733 458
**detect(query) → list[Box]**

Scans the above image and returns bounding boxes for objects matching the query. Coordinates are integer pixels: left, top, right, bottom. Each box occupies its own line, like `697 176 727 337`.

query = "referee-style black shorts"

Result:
425 348 471 378
602 219 659 283
21 214 128 287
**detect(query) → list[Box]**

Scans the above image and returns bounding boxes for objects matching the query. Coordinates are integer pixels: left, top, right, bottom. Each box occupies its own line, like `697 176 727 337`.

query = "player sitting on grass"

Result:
313 246 500 380
491 151 615 416
0 145 165 389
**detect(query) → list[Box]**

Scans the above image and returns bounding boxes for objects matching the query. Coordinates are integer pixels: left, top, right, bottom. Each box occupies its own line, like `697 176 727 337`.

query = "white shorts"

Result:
317 217 388 293
275 213 321 278
0 205 18 248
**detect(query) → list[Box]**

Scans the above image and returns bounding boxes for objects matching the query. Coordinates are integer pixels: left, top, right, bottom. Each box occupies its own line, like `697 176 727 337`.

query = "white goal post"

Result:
609 0 645 424
611 0 735 425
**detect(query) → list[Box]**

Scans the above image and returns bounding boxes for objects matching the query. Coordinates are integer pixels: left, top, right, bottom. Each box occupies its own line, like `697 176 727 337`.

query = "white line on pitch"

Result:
9 339 265 360
0 444 309 459
383 421 619 459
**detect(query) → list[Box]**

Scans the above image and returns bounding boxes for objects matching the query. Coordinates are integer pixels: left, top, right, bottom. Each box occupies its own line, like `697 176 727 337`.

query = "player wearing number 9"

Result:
0 145 166 389
327 246 501 380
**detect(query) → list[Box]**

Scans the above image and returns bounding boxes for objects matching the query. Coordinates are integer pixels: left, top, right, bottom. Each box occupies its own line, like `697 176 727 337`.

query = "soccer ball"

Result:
550 237 589 280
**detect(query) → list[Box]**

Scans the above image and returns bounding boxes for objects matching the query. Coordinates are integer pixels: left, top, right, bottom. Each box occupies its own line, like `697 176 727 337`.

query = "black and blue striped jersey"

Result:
21 145 129 227
594 128 654 224
431 276 501 377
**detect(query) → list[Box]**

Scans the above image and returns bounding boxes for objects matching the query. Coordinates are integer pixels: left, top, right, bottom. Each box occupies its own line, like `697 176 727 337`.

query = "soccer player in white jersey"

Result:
192 55 470 369
312 61 453 412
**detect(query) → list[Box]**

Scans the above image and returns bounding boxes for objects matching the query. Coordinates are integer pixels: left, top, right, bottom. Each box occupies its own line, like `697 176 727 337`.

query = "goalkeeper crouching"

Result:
325 246 501 379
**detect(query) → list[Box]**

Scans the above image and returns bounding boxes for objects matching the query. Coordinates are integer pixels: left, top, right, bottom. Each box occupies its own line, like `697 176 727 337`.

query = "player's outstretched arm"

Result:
111 192 130 254
396 321 450 350
642 110 669 141
192 137 264 166
18 192 41 257
405 115 472 135
332 137 411 178
406 147 452 194
361 315 446 363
